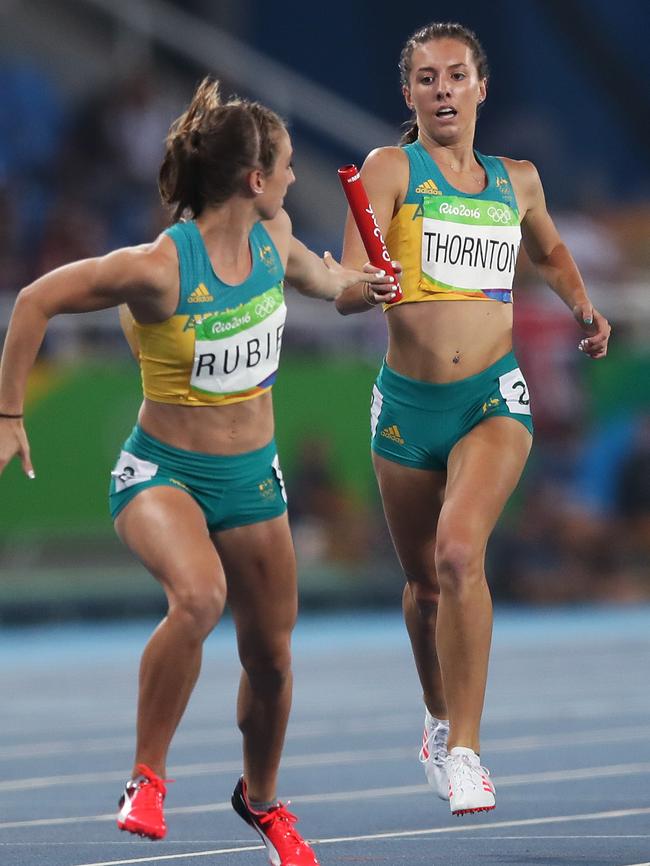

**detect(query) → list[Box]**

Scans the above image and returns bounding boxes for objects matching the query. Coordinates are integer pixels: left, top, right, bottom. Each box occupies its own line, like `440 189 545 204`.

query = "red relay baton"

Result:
337 164 402 303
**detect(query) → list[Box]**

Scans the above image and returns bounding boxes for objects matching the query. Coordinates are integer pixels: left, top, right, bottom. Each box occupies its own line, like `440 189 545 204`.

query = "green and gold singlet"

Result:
135 220 286 406
370 143 533 470
109 220 290 527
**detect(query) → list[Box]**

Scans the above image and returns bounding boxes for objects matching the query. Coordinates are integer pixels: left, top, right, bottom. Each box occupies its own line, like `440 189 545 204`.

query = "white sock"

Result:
449 745 479 764
425 708 449 726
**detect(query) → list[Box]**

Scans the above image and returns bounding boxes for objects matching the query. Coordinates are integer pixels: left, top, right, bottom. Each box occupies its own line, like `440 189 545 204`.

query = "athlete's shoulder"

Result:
362 146 409 196
260 208 291 263
498 157 541 187
262 208 291 242
129 233 179 287
262 207 292 236
363 146 409 172
495 158 544 210
100 234 178 303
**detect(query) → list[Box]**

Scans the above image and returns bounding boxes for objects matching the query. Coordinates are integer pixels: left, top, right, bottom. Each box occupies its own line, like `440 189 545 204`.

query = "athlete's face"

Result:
403 38 486 144
256 130 295 220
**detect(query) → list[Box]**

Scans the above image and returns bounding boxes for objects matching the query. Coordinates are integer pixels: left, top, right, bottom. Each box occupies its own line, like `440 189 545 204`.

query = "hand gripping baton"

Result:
337 164 402 303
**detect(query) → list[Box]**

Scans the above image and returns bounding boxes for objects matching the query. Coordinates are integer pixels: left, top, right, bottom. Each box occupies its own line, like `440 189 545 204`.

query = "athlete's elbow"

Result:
334 292 355 315
334 298 349 315
15 284 51 323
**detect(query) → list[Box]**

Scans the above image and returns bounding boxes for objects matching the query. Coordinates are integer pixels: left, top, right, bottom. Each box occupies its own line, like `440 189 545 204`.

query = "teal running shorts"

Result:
370 351 534 471
109 425 287 531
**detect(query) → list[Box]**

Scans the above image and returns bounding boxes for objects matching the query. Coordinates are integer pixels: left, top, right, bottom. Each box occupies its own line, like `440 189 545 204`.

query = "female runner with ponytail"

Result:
337 22 610 816
0 77 395 865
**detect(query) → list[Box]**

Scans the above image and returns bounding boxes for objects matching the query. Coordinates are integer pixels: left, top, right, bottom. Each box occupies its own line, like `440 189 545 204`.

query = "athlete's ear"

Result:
478 78 487 105
402 85 414 111
248 168 265 196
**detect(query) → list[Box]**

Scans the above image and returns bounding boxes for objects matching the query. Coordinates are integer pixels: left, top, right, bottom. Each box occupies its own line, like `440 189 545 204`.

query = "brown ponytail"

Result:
158 77 287 222
399 120 419 145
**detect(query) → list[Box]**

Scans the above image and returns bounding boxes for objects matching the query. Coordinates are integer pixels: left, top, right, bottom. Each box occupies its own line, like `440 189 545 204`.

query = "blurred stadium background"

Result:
0 0 648 623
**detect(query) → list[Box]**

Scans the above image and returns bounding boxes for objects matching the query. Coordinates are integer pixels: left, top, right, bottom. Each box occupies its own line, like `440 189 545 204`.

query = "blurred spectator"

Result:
0 59 65 178
603 205 650 273
61 64 179 246
511 203 628 442
288 435 374 567
513 286 585 441
0 181 28 294
553 211 626 282
34 199 109 277
490 410 650 606
616 414 650 573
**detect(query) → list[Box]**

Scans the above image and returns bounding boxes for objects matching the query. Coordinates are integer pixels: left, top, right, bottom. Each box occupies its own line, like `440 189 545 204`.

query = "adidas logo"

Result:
188 283 214 303
381 424 405 445
415 179 441 195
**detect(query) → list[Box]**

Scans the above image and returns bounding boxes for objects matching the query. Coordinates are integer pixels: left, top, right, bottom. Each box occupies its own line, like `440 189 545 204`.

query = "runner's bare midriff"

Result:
385 300 513 383
137 391 275 455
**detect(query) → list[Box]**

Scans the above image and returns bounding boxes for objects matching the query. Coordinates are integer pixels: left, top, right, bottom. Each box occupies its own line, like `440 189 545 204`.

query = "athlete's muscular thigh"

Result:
441 416 532 548
372 452 446 583
213 513 298 641
114 486 227 619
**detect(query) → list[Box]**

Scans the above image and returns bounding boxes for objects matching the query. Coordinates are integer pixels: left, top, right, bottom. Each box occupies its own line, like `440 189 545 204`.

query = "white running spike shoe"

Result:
418 710 450 800
445 746 496 815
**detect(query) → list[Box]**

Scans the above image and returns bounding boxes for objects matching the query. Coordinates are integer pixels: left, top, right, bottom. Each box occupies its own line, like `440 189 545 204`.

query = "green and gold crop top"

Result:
385 141 521 307
135 220 286 406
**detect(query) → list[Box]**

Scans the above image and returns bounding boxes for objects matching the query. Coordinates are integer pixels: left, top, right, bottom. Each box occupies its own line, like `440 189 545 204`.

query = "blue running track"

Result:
1 606 650 866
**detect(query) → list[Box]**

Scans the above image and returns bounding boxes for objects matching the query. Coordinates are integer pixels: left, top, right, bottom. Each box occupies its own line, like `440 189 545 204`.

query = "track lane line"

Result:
2 769 650 830
2 751 650 795
3 721 650 763
67 807 650 866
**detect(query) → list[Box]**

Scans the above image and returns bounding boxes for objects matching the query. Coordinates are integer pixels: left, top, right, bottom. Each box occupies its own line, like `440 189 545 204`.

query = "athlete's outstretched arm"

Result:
264 207 396 301
286 235 396 301
516 160 611 359
0 244 172 477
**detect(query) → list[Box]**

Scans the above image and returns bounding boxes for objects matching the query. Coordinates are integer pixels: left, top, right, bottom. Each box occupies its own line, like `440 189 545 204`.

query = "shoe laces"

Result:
132 763 171 802
448 752 491 783
259 801 304 846
419 721 449 766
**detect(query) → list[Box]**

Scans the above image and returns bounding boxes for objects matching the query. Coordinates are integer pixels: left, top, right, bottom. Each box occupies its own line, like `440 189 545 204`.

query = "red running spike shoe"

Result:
117 763 170 840
231 776 320 866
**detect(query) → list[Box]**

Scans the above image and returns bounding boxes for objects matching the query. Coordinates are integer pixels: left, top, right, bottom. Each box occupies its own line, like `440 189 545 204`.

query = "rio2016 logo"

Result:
439 202 481 219
210 312 251 335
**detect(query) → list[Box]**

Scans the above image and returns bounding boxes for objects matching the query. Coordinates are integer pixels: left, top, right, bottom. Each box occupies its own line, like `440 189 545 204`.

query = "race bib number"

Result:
111 450 158 491
191 286 287 395
498 368 531 415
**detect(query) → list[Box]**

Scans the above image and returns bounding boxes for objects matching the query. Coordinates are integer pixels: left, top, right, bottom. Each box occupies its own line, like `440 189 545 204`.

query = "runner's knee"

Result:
239 637 292 692
434 536 483 593
405 577 441 618
169 583 225 639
